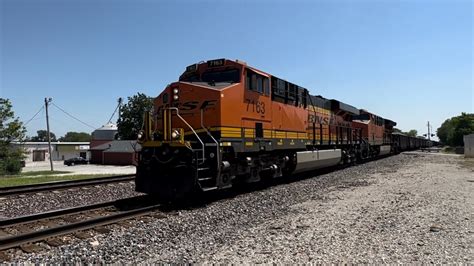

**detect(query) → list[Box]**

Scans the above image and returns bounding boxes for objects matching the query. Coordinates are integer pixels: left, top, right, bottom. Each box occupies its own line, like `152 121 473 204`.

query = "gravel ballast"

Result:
0 182 142 219
4 152 473 263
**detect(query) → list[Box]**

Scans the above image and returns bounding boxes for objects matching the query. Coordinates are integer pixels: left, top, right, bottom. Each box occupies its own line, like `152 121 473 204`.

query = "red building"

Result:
89 123 139 165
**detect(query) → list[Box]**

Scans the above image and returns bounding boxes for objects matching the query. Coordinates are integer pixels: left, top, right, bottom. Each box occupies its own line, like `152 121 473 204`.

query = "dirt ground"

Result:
202 152 473 263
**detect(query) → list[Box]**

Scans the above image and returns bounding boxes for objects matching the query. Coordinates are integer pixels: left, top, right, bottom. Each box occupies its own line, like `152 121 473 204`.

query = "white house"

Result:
10 142 90 162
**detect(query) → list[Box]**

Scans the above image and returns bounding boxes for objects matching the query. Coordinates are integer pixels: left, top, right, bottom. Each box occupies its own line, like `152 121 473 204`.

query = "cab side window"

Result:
246 70 256 91
271 77 307 108
246 69 269 95
263 79 269 95
257 76 263 93
287 83 296 105
271 77 287 104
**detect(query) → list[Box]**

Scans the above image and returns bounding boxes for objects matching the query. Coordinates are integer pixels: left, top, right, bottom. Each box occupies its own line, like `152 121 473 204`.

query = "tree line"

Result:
437 113 474 146
27 130 91 142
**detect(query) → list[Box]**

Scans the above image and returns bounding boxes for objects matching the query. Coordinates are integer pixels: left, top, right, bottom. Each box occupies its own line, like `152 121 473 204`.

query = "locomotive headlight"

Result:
173 94 179 100
171 129 181 140
137 130 144 141
173 88 179 94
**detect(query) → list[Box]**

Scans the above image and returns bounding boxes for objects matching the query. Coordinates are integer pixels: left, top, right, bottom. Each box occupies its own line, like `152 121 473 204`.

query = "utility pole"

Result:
107 97 123 124
45 98 54 171
423 121 436 147
427 121 431 141
118 97 123 121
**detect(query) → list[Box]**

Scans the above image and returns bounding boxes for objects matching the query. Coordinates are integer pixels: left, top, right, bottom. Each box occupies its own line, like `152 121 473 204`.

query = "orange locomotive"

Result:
136 59 413 200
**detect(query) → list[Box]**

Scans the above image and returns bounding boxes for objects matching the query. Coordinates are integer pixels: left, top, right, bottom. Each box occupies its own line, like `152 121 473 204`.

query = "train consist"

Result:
136 59 430 200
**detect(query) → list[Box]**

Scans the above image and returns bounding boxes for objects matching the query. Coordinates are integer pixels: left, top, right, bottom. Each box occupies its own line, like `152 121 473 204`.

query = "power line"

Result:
49 117 91 133
24 106 45 126
50 102 96 129
25 117 44 124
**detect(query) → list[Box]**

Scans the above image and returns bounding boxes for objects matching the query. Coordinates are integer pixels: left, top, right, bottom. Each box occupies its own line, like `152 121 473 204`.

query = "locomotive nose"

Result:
155 144 178 164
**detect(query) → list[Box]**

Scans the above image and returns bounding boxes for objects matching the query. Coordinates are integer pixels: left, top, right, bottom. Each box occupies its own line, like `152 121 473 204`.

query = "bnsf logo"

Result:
308 114 351 127
155 100 217 114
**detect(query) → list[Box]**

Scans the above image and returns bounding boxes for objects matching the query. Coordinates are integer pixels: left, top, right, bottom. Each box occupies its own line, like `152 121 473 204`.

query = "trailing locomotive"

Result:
136 59 429 200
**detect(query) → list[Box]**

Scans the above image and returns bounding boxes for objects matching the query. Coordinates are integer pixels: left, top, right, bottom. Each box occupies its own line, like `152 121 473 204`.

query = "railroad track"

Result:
0 196 162 251
0 174 135 197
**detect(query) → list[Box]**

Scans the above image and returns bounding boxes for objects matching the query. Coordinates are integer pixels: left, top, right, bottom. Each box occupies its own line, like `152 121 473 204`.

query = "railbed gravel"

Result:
4 153 473 263
0 181 142 219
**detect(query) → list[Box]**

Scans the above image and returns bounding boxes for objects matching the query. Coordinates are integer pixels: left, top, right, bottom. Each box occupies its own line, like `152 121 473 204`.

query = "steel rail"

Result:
0 196 149 227
0 201 160 251
0 174 135 197
0 200 119 227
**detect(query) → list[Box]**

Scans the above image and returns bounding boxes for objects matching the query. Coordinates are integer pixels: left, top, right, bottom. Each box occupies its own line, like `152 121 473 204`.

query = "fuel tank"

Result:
293 149 342 174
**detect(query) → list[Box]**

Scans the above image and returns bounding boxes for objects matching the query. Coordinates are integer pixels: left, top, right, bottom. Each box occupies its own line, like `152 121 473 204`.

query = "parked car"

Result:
64 157 89 166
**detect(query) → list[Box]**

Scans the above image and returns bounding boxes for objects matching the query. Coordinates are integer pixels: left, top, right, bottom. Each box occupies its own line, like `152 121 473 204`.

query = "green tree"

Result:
406 129 418 137
0 98 26 175
437 113 474 146
436 118 452 144
117 93 154 140
449 113 474 146
30 130 57 142
59 132 91 142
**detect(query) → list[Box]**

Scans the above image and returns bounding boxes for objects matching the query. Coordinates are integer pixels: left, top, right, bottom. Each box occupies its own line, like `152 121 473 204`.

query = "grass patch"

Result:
0 174 119 188
442 146 456 154
20 170 71 176
0 170 71 178
442 146 465 154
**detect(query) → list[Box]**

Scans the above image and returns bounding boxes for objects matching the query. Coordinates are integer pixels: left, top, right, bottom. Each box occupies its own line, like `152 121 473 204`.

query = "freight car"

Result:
392 132 431 152
136 59 429 201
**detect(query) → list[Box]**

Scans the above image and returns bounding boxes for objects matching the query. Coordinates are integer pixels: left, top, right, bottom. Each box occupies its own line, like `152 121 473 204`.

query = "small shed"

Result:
464 134 474 158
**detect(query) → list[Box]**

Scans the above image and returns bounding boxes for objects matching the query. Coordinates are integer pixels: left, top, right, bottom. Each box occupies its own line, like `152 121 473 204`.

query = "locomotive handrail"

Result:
166 107 206 162
201 109 221 179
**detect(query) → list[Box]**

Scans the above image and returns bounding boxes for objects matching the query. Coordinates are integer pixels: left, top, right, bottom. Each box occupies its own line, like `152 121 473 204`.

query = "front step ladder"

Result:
197 167 211 181
196 166 218 191
193 146 219 192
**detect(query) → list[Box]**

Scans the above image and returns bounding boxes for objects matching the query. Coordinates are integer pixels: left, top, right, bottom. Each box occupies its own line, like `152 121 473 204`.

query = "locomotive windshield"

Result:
202 69 240 83
180 69 240 84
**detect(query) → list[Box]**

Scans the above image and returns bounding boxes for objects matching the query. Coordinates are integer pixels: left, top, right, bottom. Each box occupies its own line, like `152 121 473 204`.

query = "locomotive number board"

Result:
207 59 225 67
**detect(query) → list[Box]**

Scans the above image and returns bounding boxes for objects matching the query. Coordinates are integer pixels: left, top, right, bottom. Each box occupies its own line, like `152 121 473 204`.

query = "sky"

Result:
0 0 472 140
